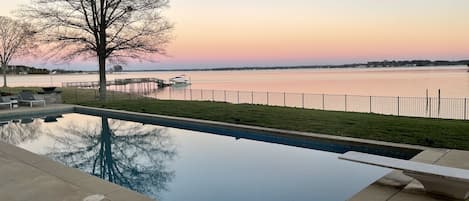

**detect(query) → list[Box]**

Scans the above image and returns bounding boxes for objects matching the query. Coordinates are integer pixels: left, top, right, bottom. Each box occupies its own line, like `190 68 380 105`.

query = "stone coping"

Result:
74 106 426 155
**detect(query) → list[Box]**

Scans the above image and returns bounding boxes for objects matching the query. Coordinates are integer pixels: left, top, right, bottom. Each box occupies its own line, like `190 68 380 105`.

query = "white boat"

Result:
169 75 191 86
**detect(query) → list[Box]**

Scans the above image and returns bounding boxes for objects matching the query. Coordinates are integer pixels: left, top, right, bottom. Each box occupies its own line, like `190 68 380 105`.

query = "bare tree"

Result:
0 16 36 87
21 0 173 100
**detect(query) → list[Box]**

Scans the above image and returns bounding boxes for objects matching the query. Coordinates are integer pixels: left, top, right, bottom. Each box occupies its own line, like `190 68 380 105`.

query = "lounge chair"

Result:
18 91 46 107
0 97 13 110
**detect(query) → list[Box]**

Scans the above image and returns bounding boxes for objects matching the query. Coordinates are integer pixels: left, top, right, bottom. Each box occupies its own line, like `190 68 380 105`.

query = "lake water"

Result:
7 66 469 98
1 113 392 201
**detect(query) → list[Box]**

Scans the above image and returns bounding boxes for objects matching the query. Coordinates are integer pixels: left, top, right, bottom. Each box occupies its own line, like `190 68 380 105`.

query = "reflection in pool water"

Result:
46 116 176 200
0 113 391 201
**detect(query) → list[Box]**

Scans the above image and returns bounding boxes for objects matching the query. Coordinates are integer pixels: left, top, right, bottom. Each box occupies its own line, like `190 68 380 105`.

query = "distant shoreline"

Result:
11 61 469 75
11 65 467 75
123 64 469 73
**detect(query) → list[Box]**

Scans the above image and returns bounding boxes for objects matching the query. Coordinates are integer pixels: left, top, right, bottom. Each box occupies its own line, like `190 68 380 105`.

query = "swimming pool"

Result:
0 113 405 201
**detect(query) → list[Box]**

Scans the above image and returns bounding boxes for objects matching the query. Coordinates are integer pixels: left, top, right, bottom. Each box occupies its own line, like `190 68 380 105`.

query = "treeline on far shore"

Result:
5 59 469 74
4 65 84 75
129 59 469 72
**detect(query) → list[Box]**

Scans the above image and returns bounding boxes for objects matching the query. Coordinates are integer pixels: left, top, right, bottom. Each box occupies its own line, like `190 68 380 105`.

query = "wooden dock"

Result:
62 78 172 95
62 78 168 88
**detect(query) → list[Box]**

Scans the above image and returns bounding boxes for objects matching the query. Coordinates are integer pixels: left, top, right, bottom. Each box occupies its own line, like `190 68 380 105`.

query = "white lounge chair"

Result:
18 91 46 107
339 151 469 200
0 97 12 110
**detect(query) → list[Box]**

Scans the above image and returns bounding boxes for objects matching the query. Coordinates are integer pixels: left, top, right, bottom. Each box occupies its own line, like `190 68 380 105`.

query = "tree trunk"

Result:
99 55 107 101
1 63 7 88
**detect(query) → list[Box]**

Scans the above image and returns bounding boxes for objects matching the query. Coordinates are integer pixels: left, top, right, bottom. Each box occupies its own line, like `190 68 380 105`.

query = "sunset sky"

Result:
1 0 469 70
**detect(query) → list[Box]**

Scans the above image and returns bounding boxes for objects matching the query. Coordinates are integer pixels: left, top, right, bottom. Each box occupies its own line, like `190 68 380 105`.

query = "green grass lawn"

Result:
4 87 469 150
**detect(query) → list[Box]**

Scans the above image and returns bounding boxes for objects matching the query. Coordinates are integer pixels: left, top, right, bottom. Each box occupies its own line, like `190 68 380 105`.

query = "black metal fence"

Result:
67 85 469 121
149 88 469 120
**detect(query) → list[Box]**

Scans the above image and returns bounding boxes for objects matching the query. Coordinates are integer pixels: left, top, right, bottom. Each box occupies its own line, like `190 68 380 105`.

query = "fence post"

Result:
184 88 186 100
465 98 467 120
302 93 305 109
322 94 325 110
397 96 400 116
369 96 372 113
283 92 286 107
224 90 227 102
201 89 203 100
426 89 429 115
169 87 172 100
438 89 441 117
212 90 215 102
267 92 269 105
344 94 347 112
429 98 432 118
190 89 193 101
251 91 254 104
237 91 240 104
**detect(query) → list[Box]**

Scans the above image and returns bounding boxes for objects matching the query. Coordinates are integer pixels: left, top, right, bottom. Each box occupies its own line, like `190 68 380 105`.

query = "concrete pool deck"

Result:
0 104 468 201
0 140 154 201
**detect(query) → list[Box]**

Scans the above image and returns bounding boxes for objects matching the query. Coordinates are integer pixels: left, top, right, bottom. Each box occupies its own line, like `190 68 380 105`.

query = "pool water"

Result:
0 113 391 201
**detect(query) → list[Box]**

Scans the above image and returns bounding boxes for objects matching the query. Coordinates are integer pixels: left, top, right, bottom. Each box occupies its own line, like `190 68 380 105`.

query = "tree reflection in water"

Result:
0 119 41 145
46 116 176 199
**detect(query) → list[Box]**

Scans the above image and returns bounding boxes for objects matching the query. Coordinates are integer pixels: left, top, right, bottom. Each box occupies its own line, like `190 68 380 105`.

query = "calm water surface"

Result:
8 66 469 97
1 113 390 201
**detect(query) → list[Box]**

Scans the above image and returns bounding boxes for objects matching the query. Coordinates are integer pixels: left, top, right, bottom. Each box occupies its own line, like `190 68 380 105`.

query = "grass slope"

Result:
77 98 469 150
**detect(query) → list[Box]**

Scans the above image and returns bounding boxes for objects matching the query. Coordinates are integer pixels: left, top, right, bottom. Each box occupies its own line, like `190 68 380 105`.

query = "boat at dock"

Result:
169 75 191 86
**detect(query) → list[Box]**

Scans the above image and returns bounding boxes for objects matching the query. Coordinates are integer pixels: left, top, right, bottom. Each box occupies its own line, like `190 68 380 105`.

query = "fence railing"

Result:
67 86 469 121
147 88 469 120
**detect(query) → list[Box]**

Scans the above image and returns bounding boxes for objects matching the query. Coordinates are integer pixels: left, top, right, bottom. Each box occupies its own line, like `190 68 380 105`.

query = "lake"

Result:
6 66 469 98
